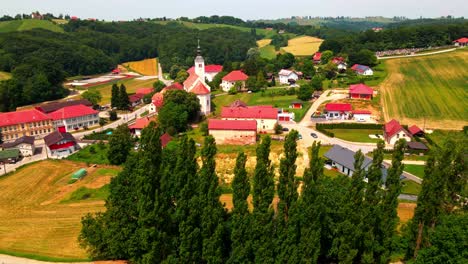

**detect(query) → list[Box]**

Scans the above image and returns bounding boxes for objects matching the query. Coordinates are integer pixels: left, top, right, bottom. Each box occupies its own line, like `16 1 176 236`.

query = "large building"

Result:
208 119 257 145
0 136 35 157
35 99 93 113
44 131 78 157
349 84 374 100
188 64 223 82
221 103 278 132
0 109 54 141
48 105 99 132
324 103 352 120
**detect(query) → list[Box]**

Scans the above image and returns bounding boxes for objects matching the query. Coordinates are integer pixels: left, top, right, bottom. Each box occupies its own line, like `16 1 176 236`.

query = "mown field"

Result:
0 71 11 81
281 36 323 56
122 58 158 76
380 49 468 129
259 45 277 60
0 160 121 260
0 19 63 33
154 21 276 37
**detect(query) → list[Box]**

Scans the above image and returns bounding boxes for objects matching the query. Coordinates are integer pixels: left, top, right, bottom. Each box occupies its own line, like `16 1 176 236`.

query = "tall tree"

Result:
252 136 274 213
107 124 133 165
111 83 119 108
119 84 130 110
277 129 299 220
82 90 102 107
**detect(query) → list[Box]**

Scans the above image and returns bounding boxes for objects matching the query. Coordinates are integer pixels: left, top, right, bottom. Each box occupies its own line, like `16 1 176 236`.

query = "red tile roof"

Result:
151 92 164 108
0 109 51 127
453 37 468 43
352 110 372 115
385 119 405 138
136 87 154 95
129 116 157 130
163 82 183 91
222 70 248 82
221 106 278 119
332 57 345 64
160 133 172 148
188 65 223 74
48 105 98 121
129 93 144 103
313 52 322 61
325 103 352 112
349 84 374 95
183 74 199 89
208 119 257 131
190 82 210 95
408 125 423 135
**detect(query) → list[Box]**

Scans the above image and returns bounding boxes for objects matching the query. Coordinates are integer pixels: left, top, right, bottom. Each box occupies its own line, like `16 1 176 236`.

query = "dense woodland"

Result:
79 124 467 263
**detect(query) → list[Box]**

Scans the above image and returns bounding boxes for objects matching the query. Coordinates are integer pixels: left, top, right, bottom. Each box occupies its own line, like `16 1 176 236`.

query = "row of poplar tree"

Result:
110 83 130 110
79 124 466 263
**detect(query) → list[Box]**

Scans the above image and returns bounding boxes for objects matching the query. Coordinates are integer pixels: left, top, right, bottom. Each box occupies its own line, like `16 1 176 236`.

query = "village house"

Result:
349 84 374 100
149 83 184 113
188 64 223 82
324 145 373 176
128 116 157 137
278 69 299 84
324 103 352 120
208 119 257 145
35 99 93 114
0 109 54 141
1 136 35 157
221 70 249 92
453 37 468 47
384 119 412 145
313 52 322 64
43 131 78 157
129 93 144 107
351 64 374 76
332 57 347 72
221 103 278 132
352 110 372 122
408 125 425 137
48 105 99 133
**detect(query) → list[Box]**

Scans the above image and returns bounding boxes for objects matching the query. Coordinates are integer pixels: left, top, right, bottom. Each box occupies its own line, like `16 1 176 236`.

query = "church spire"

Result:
197 39 201 55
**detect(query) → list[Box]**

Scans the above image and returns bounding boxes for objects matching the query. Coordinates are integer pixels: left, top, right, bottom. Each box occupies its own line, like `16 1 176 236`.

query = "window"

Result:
396 134 399 138
21 124 24 129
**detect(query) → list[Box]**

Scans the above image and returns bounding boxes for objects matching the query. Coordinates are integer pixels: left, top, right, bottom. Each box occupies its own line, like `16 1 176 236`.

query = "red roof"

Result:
208 119 257 131
352 110 372 115
408 125 423 135
349 84 374 95
222 70 248 82
112 68 120 73
325 103 352 112
163 82 183 91
183 74 199 89
188 64 223 74
313 52 322 61
129 93 144 103
48 105 98 120
129 116 156 130
332 57 345 64
453 37 468 43
151 92 164 108
385 119 405 138
160 133 172 148
221 106 278 119
190 82 210 95
0 109 51 127
136 87 154 95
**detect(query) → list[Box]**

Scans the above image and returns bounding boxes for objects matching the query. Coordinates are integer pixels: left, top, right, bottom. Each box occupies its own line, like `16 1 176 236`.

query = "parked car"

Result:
310 133 318 138
298 134 303 140
282 127 289 132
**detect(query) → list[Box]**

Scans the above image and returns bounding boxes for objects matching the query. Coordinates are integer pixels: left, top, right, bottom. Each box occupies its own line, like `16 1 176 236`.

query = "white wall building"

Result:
0 136 35 156
278 69 299 84
48 105 99 133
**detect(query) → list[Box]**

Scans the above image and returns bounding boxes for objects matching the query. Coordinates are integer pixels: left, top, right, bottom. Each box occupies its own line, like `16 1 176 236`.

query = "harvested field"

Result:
257 39 272 48
281 36 323 56
122 58 158 76
380 49 468 129
0 160 120 260
397 203 416 223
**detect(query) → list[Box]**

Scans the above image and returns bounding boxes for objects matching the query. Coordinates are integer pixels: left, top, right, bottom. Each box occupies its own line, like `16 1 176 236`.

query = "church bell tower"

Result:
194 39 205 81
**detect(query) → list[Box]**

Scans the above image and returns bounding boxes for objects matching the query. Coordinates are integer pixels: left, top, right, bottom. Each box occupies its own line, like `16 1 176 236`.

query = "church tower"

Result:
194 39 205 81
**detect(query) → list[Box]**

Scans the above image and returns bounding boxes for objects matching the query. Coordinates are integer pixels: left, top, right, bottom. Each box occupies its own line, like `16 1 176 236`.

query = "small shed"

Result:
72 168 87 180
408 125 424 137
406 142 429 154
0 149 21 164
290 101 303 109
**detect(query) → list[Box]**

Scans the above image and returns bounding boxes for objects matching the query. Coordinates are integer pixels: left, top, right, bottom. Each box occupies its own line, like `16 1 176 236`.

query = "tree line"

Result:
78 125 466 263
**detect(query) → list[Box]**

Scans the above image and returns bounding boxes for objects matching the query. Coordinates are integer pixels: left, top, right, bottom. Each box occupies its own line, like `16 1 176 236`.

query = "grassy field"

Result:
153 21 274 36
404 164 425 178
0 71 11 81
0 19 63 33
401 180 421 196
380 48 468 130
259 45 277 60
67 144 110 164
0 160 120 259
122 58 158 76
281 36 323 56
325 129 382 143
426 129 466 147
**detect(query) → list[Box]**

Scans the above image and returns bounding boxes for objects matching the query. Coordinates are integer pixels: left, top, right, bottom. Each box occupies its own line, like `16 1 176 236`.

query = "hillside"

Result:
0 19 63 33
380 48 468 130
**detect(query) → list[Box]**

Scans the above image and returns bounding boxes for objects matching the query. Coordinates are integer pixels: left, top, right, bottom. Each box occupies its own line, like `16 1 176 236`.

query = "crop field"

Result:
281 36 323 56
80 78 156 104
122 58 158 76
380 49 468 130
0 160 121 260
257 39 272 47
259 45 277 60
0 71 11 81
0 19 63 33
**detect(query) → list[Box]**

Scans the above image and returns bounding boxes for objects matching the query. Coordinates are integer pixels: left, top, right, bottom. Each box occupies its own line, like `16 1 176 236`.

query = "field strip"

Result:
378 48 457 60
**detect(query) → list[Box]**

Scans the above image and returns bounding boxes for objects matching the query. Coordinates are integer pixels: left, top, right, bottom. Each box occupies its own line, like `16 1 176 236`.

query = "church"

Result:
182 42 212 115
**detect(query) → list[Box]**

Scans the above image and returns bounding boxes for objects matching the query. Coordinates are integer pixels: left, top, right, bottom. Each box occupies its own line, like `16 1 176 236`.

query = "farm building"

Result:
149 83 184 113
351 64 374 76
221 104 278 132
135 87 154 95
408 125 424 137
384 119 412 145
48 105 99 132
278 110 295 122
406 142 429 154
71 168 87 180
278 69 299 84
129 93 144 107
453 37 468 47
35 99 93 114
188 64 223 82
352 110 372 122
44 131 78 157
1 136 35 157
221 70 249 92
349 84 374 100
0 149 21 164
324 103 352 120
208 119 257 145
290 101 303 109
313 52 322 64
0 109 53 141
129 116 157 136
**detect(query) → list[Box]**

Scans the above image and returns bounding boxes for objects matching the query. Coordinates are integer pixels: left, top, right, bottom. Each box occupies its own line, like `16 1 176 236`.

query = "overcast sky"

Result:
2 0 467 20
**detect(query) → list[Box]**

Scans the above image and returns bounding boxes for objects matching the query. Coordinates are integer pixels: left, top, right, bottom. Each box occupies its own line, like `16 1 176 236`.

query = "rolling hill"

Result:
0 19 63 33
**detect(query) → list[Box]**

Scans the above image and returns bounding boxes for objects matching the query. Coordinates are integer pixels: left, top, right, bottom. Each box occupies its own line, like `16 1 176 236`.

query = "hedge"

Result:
316 123 383 130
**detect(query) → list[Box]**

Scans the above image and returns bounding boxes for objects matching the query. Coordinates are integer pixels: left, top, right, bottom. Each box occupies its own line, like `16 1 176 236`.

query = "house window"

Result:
396 134 399 138
21 124 24 129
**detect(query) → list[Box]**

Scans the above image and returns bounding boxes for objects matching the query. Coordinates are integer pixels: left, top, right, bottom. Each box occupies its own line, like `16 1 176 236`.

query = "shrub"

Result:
109 110 118 121
274 123 283 135
228 87 238 95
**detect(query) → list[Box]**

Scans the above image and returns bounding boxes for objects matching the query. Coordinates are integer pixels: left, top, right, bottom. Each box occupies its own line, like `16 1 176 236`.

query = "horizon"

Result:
2 0 467 21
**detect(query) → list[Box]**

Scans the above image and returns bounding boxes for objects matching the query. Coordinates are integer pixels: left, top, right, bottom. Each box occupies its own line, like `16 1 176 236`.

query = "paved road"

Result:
158 63 172 86
377 48 457 60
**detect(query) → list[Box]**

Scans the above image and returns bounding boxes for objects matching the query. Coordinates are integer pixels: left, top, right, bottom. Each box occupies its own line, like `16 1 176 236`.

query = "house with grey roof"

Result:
1 136 35 156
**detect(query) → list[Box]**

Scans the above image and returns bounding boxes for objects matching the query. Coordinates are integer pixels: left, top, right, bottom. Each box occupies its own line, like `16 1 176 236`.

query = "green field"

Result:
381 49 468 130
0 19 63 33
404 164 425 178
325 129 382 143
67 144 110 164
154 21 275 36
259 45 277 59
0 71 11 81
401 180 421 196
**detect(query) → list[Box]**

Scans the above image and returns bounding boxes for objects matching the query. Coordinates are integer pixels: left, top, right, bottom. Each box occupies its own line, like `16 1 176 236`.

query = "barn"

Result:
349 84 374 100
208 119 257 145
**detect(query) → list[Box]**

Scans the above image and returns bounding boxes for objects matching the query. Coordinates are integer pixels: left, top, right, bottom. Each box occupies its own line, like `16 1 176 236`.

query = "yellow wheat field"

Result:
257 39 272 48
281 36 323 56
123 58 158 76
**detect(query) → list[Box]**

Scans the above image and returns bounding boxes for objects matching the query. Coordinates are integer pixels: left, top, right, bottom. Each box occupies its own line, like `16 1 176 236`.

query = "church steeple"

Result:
197 39 201 56
194 39 205 81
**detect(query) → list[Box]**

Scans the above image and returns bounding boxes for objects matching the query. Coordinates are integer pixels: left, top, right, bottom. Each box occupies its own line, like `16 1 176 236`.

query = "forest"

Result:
79 124 467 264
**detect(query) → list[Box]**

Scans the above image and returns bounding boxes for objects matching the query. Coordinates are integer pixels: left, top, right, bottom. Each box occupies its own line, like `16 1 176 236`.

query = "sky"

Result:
2 0 467 21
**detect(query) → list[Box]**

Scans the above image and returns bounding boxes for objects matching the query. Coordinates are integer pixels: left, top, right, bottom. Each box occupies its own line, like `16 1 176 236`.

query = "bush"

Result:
274 123 283 135
228 87 238 95
109 110 118 121
200 122 208 136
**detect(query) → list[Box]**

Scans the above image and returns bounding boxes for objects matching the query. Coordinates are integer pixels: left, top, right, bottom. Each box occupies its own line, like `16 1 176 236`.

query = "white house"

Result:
48 105 99 133
384 119 412 145
221 70 249 92
352 110 372 122
324 145 373 177
324 103 352 120
0 136 35 156
278 69 299 84
351 64 374 76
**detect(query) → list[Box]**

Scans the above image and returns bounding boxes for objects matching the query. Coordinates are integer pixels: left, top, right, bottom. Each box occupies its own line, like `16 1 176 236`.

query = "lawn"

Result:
122 58 158 76
0 71 11 81
0 160 119 259
380 48 468 130
259 45 277 60
401 180 421 196
281 36 323 56
325 129 382 143
404 164 425 178
67 143 110 164
0 19 63 33
426 129 466 147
